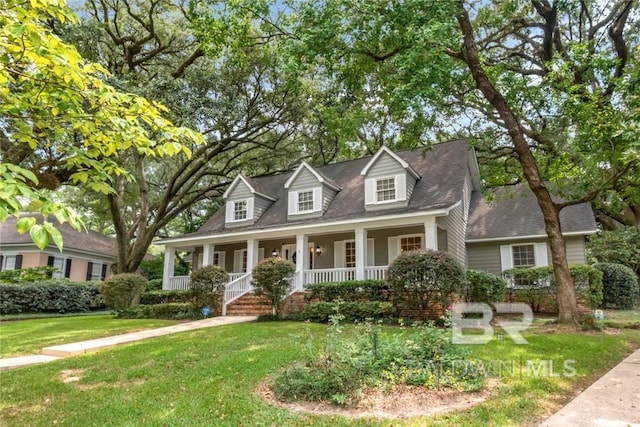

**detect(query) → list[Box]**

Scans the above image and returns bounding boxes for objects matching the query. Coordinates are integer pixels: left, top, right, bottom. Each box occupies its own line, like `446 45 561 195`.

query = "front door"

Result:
281 244 296 264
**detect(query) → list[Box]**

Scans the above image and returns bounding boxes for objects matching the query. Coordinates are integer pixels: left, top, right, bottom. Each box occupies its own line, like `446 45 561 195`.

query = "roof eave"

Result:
465 229 598 243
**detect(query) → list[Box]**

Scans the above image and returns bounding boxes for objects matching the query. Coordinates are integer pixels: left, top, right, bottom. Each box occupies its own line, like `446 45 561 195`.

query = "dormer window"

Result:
234 200 247 221
297 190 314 213
376 177 396 202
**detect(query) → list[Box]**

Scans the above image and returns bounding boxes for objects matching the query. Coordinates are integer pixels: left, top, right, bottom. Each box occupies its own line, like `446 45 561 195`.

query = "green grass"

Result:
0 315 177 357
601 308 640 328
0 321 638 426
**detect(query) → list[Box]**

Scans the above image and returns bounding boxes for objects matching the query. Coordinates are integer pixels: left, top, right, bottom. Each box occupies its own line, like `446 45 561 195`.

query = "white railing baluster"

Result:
222 272 254 315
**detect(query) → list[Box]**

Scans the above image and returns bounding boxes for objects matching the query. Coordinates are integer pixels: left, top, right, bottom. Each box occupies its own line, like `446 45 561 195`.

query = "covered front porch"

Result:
162 214 453 314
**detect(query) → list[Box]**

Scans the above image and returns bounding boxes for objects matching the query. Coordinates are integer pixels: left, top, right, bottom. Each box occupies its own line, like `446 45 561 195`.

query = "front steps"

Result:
225 292 273 316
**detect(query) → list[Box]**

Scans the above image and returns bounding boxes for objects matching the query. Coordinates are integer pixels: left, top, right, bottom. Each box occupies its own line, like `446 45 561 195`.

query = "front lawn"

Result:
0 321 639 426
0 315 177 357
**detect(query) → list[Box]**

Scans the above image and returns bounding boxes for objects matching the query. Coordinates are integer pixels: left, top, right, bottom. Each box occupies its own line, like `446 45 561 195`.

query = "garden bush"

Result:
251 257 295 315
140 289 194 305
99 273 147 309
115 303 200 319
387 249 465 319
0 266 57 283
299 301 395 322
145 278 163 291
304 280 389 302
0 281 104 314
588 227 640 277
464 270 506 304
272 315 483 406
190 265 228 312
594 262 639 309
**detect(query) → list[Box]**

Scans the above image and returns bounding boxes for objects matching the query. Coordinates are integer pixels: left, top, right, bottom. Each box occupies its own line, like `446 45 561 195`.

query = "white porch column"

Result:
202 243 215 267
424 217 438 250
162 247 176 290
296 234 308 290
355 227 367 280
246 239 259 273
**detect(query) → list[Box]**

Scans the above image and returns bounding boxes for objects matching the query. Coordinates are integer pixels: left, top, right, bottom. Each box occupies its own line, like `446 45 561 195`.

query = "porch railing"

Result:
165 275 190 290
222 273 253 315
365 266 388 280
228 272 245 282
303 268 355 285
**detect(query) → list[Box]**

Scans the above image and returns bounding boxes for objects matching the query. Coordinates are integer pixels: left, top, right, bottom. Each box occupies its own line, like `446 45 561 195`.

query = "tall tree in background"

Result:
190 0 639 323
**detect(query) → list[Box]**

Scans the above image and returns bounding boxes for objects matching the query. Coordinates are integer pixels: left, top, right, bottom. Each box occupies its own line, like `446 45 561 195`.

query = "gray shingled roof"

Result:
193 139 473 236
466 185 597 241
0 214 118 257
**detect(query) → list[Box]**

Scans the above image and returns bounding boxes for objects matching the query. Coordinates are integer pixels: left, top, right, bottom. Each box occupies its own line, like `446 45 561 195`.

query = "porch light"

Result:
315 245 322 256
271 249 278 257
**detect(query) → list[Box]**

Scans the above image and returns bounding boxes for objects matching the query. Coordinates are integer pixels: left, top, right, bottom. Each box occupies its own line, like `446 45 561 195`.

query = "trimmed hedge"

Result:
305 280 389 302
99 273 147 309
145 279 163 291
140 290 194 305
0 281 105 315
299 301 395 323
464 270 506 304
594 262 639 309
114 303 200 319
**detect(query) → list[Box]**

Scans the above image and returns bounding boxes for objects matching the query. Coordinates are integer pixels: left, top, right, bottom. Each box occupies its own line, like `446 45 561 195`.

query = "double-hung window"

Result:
233 200 247 221
376 177 396 202
297 190 314 213
400 235 422 252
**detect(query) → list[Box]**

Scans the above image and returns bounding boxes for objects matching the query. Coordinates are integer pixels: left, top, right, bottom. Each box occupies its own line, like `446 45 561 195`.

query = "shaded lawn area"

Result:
0 322 638 426
0 315 177 357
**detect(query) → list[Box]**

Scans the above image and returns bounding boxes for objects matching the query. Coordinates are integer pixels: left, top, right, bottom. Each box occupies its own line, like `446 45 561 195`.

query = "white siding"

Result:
437 204 467 266
289 168 319 190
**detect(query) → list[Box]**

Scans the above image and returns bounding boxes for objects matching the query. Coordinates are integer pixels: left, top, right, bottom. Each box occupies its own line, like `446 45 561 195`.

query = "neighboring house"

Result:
0 214 117 281
157 139 597 314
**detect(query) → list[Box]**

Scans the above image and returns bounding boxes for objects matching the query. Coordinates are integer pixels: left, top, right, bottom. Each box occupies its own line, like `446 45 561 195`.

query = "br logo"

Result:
450 303 533 345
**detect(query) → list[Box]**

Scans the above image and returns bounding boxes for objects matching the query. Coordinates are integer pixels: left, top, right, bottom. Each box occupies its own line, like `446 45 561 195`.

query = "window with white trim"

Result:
297 190 314 212
2 255 17 270
400 235 422 252
234 200 247 221
512 244 536 268
344 241 356 268
376 177 396 202
50 256 66 279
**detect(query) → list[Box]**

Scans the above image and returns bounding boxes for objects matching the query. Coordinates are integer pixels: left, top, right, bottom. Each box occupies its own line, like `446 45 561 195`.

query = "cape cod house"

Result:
0 214 117 281
157 139 597 314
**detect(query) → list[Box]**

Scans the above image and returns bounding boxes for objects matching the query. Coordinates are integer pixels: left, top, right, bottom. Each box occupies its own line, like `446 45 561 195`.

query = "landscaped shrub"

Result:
594 263 639 309
189 265 228 313
115 303 200 319
145 278 163 291
251 257 295 315
0 266 57 283
304 280 389 302
588 227 640 277
0 281 104 314
99 273 147 309
464 270 506 304
272 315 483 406
387 250 465 319
299 301 395 323
504 265 603 312
140 289 194 305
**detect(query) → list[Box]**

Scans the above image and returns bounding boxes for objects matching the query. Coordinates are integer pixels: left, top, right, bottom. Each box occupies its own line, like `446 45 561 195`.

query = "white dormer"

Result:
223 174 275 226
284 161 340 218
361 146 420 208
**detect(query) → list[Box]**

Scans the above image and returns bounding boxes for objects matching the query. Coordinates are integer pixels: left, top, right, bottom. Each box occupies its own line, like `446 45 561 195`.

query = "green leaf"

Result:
30 224 49 250
43 221 64 252
16 217 37 234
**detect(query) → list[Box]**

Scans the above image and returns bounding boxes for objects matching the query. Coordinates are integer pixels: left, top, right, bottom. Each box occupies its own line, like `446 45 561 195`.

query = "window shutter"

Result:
64 259 72 278
313 187 322 212
288 191 297 215
364 178 375 205
47 256 55 278
225 201 234 223
15 255 22 269
535 243 549 267
367 238 375 266
246 197 254 220
233 250 244 273
334 241 344 268
0 255 3 271
101 264 107 280
500 245 513 271
396 174 407 201
217 252 226 270
387 237 399 265
258 248 265 262
86 262 93 280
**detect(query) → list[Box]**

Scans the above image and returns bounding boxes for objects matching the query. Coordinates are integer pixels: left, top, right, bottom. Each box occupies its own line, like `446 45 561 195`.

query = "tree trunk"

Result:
456 3 579 324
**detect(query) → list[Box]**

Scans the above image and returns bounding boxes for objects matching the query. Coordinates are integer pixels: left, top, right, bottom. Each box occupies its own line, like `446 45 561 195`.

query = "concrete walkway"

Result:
539 348 640 427
0 316 257 371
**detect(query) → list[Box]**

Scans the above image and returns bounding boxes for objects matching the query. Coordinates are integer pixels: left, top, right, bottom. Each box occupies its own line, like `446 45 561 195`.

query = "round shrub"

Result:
594 262 639 309
190 265 228 312
464 269 506 304
387 249 465 319
99 273 147 309
251 257 295 315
